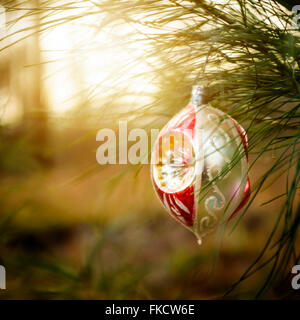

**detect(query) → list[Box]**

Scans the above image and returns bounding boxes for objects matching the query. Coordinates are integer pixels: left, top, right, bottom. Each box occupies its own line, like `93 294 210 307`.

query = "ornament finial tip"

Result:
197 238 202 246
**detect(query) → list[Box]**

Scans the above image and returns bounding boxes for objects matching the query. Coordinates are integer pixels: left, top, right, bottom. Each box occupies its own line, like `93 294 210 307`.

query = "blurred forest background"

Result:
0 0 299 299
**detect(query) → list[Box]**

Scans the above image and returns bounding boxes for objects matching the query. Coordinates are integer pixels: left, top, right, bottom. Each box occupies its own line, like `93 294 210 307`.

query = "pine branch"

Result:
274 0 299 11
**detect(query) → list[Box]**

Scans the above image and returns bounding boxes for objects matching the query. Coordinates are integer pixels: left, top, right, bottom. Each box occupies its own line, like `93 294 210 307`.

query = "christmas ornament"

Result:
151 86 250 244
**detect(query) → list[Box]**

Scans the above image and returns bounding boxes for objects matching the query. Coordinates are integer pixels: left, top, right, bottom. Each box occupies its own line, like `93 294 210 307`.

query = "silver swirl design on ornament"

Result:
199 113 232 232
199 168 226 231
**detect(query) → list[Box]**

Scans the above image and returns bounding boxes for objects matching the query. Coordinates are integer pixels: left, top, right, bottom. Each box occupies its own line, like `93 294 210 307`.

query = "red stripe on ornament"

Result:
228 177 251 220
154 184 195 226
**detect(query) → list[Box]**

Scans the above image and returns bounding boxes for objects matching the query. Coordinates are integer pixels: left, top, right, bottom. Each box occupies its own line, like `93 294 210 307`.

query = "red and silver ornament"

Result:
151 86 250 244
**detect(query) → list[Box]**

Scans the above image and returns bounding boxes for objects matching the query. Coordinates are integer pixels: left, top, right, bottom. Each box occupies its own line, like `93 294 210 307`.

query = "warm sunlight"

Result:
40 3 156 115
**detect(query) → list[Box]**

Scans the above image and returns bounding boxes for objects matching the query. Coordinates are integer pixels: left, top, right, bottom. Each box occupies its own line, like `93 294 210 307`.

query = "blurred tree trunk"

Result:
23 0 49 164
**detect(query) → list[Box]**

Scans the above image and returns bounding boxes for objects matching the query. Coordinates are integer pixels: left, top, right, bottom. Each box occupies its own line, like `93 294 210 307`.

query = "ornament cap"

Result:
190 85 204 106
